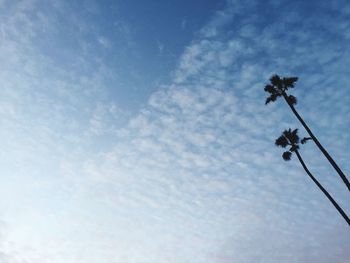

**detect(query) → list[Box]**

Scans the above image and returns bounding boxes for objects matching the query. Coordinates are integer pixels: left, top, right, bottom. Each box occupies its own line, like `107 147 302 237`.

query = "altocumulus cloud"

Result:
0 0 350 263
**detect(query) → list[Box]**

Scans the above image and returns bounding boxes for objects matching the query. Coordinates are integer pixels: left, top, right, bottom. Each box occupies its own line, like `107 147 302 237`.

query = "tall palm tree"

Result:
265 75 350 192
275 128 350 226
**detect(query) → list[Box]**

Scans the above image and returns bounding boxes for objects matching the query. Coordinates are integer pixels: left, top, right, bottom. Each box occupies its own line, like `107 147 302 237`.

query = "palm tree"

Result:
275 128 350 226
265 75 350 192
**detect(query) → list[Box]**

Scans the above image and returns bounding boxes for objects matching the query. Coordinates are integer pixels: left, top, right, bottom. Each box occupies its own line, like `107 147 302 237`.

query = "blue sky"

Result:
0 0 350 262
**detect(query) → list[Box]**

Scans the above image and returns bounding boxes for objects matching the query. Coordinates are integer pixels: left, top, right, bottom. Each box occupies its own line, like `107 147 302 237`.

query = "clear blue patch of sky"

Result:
95 0 226 110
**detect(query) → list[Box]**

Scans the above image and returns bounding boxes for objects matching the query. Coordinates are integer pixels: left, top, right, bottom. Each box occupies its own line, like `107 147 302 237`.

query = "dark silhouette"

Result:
275 128 350 226
265 75 350 192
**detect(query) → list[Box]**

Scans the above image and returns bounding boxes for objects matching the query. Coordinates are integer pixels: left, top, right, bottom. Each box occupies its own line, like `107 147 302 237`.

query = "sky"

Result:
0 0 350 262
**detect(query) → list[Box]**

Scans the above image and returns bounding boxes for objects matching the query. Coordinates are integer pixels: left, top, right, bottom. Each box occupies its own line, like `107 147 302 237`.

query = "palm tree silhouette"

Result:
275 128 350 226
265 75 350 192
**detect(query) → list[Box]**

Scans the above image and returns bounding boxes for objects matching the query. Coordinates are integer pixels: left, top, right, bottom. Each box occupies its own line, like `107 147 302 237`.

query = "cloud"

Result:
98 36 112 48
181 18 187 30
157 40 164 54
0 0 349 262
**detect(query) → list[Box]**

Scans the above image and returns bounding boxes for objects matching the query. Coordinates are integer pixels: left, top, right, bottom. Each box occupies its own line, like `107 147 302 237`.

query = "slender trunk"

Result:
282 92 350 192
295 150 350 226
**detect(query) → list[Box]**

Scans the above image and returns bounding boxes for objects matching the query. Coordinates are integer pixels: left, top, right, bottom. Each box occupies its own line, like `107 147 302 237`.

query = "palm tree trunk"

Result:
282 92 350 192
294 150 350 226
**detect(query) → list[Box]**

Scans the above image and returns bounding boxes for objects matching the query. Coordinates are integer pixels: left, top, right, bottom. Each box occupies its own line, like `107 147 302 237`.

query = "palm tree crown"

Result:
265 74 350 192
275 128 311 161
274 128 350 226
264 75 298 105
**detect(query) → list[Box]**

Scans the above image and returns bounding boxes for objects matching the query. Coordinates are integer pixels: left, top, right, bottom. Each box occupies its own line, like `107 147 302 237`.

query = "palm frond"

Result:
275 135 289 148
264 84 275 94
301 137 312 144
283 77 298 88
270 75 282 87
265 94 278 104
282 128 299 144
290 144 299 152
283 128 292 139
290 129 300 144
282 151 292 161
287 95 297 105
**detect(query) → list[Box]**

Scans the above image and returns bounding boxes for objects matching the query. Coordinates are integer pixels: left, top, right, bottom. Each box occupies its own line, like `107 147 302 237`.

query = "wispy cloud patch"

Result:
181 18 187 30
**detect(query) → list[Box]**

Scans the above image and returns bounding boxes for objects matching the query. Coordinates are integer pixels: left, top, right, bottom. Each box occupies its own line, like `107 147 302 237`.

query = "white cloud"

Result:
181 18 187 30
98 36 112 48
